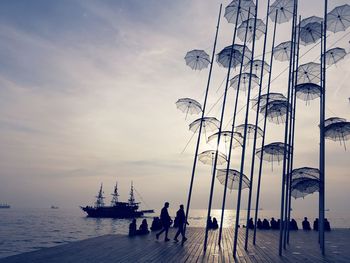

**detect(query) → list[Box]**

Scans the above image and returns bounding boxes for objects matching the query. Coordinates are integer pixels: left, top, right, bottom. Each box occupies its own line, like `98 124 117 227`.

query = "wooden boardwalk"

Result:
1 228 349 262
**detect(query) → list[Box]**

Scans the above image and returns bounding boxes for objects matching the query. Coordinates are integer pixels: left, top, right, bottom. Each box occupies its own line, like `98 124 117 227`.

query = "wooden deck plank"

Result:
1 228 349 263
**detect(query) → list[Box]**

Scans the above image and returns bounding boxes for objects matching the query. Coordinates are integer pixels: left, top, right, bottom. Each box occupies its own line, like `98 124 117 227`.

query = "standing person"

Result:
156 202 172 241
174 204 188 243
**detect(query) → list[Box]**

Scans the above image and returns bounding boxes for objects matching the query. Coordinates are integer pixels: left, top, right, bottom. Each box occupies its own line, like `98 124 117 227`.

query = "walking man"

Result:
174 204 188 243
156 202 172 241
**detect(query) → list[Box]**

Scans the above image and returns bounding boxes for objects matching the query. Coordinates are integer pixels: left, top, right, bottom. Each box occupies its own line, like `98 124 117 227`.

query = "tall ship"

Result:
0 203 10 209
81 181 154 218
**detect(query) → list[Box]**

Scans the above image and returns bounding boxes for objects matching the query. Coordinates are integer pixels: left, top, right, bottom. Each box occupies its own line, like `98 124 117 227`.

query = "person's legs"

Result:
156 228 165 239
164 226 170 241
174 228 180 241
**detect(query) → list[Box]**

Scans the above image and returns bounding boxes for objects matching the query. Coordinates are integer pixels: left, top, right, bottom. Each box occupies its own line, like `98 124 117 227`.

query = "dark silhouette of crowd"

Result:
245 217 331 231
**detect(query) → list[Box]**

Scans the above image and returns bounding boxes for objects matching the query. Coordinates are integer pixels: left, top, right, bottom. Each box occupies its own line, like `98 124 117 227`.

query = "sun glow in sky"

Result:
0 0 349 215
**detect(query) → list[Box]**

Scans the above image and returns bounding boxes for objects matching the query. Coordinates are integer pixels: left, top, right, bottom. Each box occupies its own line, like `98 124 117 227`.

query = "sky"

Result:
0 0 349 216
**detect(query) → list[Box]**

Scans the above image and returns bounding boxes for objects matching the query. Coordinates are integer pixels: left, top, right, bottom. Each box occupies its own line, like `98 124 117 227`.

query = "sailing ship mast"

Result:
111 181 119 206
128 181 135 205
95 183 105 208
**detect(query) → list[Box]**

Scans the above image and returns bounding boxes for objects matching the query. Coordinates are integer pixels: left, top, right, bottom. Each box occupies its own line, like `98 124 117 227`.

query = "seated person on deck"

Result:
262 219 270 230
137 219 150 235
302 217 311 230
248 218 254 229
212 217 219 230
270 217 278 230
129 219 137 237
150 217 162 231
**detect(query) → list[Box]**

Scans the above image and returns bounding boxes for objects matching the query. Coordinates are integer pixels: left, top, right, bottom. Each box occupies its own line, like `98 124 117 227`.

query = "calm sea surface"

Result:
1 208 349 258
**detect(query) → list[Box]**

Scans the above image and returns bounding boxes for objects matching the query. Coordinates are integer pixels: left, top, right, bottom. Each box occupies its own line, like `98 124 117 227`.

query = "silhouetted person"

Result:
262 219 270 230
150 217 162 231
174 204 188 243
270 217 278 230
207 216 214 229
313 218 319 231
289 219 298 230
156 202 172 241
257 219 263 229
302 217 311 230
137 219 150 235
129 219 137 237
212 217 219 230
325 218 331 231
248 218 254 229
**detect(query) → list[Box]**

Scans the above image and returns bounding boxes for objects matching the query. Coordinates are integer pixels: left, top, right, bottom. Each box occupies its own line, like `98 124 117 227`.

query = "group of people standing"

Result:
247 217 331 231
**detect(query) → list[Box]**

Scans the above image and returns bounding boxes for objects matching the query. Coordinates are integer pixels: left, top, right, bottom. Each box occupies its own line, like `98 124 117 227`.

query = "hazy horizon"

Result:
0 0 349 216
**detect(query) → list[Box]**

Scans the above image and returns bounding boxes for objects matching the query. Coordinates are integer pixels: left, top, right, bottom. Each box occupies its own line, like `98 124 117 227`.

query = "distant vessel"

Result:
0 203 10 209
81 181 154 218
51 206 59 209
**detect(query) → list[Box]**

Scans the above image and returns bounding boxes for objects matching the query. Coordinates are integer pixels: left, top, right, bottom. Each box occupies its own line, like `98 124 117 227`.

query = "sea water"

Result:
1 208 349 258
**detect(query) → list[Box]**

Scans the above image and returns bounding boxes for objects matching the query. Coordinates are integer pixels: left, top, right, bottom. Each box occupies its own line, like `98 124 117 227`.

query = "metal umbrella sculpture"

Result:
230 73 260 92
208 131 243 155
262 100 291 124
235 123 263 139
217 44 252 68
175 98 202 119
184 50 211 70
269 0 294 24
295 83 322 103
189 117 220 140
299 16 323 45
251 92 286 111
325 47 347 66
273 41 292 61
256 142 290 170
216 169 250 190
237 18 266 42
297 62 321 84
198 150 227 175
327 4 350 33
324 121 350 150
245 59 270 76
224 0 256 25
291 177 320 199
291 167 320 180
324 117 346 127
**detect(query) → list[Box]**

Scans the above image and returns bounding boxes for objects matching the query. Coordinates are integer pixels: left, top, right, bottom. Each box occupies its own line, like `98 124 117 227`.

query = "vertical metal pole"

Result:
233 1 258 257
320 0 327 254
204 2 241 251
279 0 297 255
218 3 251 247
283 10 298 249
244 0 271 251
184 4 222 235
253 9 278 246
286 16 301 245
217 0 243 247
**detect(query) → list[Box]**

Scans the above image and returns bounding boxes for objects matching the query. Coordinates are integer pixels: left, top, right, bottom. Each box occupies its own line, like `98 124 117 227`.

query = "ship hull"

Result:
81 206 144 218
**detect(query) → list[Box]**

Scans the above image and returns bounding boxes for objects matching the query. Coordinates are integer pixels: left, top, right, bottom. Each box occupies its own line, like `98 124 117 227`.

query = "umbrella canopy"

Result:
299 19 322 45
251 92 287 111
237 18 266 43
244 59 270 76
295 83 322 102
324 117 347 127
324 121 350 150
184 49 210 70
208 131 243 149
216 44 252 69
175 98 202 119
235 123 263 139
260 100 291 124
291 178 319 199
256 142 290 164
216 169 250 190
273 41 292 61
230 73 260 92
269 0 294 24
224 0 256 25
291 167 320 180
327 4 350 33
189 117 220 140
297 62 321 84
198 150 227 166
325 47 347 66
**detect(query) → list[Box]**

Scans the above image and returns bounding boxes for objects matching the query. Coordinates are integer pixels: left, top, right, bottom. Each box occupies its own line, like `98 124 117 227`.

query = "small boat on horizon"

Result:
51 205 59 209
0 203 11 209
81 181 154 218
